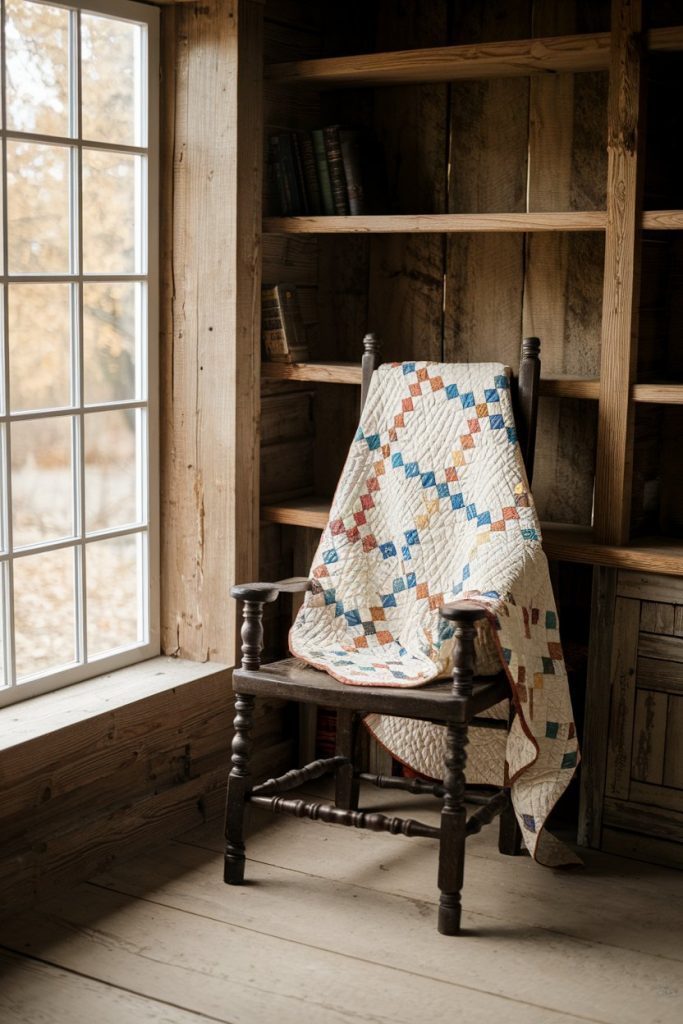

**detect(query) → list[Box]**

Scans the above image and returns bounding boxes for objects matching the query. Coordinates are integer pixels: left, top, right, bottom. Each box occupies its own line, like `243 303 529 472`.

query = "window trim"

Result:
0 0 160 708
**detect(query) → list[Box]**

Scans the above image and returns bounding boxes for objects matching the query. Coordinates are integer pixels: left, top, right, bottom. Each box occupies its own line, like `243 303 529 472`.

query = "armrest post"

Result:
439 600 488 699
231 584 279 672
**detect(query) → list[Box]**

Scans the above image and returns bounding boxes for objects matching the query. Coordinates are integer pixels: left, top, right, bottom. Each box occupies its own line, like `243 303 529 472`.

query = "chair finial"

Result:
522 336 540 359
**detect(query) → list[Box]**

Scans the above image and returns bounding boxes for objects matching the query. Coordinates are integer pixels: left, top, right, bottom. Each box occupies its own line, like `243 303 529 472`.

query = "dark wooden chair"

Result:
226 336 541 935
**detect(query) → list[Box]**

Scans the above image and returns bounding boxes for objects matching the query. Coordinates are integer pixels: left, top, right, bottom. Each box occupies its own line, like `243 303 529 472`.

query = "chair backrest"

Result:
359 334 541 484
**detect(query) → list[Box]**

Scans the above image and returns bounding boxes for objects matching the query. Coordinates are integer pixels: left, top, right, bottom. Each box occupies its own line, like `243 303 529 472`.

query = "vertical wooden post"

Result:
593 0 644 545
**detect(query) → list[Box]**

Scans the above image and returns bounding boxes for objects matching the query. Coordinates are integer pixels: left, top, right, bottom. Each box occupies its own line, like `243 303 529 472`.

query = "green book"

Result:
312 129 335 216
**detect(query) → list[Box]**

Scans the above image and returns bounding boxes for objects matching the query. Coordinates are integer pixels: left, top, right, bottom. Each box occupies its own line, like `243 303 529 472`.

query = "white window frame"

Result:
0 0 160 707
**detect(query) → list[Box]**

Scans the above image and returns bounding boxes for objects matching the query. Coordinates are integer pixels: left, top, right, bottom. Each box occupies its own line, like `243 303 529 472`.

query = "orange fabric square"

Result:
362 535 377 552
430 376 444 391
370 607 386 621
416 367 428 381
534 672 545 689
475 403 489 418
402 398 413 412
394 414 405 428
445 466 459 482
376 630 393 645
468 418 481 433
461 434 474 449
452 451 465 467
491 520 505 531
428 593 444 610
409 382 422 397
354 636 368 649
374 461 385 476
547 642 563 660
416 582 429 600
502 506 519 520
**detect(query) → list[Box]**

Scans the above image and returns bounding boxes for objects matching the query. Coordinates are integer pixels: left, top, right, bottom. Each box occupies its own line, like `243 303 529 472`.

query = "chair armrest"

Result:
439 599 488 624
230 577 312 603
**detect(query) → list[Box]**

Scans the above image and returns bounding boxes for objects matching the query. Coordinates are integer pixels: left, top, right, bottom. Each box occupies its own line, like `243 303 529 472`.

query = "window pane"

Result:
5 0 70 137
87 533 142 656
82 150 142 275
7 141 71 274
0 564 5 688
84 282 140 403
81 13 143 146
14 546 76 679
9 284 72 411
0 428 6 553
85 408 142 532
11 416 75 548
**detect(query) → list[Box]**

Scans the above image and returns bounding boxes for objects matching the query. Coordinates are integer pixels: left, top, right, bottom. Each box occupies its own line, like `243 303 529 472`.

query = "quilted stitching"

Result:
290 362 580 866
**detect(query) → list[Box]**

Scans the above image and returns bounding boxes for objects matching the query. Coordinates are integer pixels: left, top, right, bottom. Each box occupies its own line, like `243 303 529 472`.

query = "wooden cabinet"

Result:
239 0 683 856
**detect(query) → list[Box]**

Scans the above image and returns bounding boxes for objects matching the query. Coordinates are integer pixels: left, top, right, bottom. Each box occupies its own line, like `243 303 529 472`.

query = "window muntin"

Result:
0 0 159 705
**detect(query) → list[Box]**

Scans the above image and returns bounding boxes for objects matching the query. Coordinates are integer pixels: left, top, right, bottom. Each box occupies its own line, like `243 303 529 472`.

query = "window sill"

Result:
0 655 232 754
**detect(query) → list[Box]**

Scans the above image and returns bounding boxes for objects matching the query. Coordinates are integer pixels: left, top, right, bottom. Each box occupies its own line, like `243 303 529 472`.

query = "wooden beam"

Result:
593 0 644 545
160 0 262 664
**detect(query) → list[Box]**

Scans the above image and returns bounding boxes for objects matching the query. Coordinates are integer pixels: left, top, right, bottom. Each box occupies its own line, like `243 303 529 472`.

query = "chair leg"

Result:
437 719 468 935
498 790 523 855
335 709 360 810
224 693 255 885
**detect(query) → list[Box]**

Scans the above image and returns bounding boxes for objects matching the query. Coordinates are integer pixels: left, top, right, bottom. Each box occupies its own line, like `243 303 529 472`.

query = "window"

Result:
0 0 159 706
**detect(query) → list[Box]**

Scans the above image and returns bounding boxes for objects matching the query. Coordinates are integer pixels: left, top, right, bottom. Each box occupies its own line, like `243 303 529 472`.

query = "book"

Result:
323 125 350 215
268 133 304 215
261 284 309 363
312 129 335 215
339 128 365 215
290 133 309 215
298 132 323 215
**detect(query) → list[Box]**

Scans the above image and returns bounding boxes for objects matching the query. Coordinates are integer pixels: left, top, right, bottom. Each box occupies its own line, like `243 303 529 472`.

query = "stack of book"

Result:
268 125 366 216
261 283 309 363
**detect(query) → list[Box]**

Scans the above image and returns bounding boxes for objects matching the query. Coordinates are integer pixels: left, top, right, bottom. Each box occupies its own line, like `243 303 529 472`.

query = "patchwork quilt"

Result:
290 361 580 866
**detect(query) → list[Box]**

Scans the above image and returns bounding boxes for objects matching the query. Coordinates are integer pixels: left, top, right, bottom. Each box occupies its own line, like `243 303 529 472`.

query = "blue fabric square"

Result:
379 541 397 559
562 751 578 770
421 472 436 488
404 462 420 478
323 589 336 606
445 383 459 400
502 647 512 664
323 548 338 564
461 391 475 408
366 434 381 451
436 482 450 499
402 362 416 375
495 374 509 389
393 578 406 594
391 453 404 468
463 564 470 580
522 814 536 833
401 545 411 561
507 426 517 444
407 572 417 588
477 511 491 526
484 388 499 403
354 427 364 441
335 601 344 617
381 593 397 608
522 528 539 541
450 493 464 510
489 414 505 430
466 503 478 520
546 721 559 739
542 657 556 675
546 610 557 629
404 529 420 546
344 609 361 626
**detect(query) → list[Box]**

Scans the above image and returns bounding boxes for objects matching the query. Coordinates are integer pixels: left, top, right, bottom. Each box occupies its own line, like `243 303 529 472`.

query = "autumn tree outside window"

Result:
0 0 159 706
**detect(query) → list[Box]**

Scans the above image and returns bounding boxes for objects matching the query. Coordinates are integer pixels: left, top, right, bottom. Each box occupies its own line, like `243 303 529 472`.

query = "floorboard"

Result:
0 782 681 1024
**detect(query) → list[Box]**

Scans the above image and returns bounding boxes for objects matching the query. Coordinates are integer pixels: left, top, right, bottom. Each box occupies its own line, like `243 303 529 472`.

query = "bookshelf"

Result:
251 0 683 864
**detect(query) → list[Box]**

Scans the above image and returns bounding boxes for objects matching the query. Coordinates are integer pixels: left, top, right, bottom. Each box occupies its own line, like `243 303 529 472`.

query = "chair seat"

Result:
233 657 509 722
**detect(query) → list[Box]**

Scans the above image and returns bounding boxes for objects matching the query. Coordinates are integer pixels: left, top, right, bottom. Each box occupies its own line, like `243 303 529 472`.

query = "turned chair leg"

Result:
224 692 256 884
498 791 523 855
438 718 469 935
335 709 360 810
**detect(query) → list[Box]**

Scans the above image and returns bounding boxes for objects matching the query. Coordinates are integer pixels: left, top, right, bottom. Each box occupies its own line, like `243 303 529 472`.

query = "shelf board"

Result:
265 25 683 88
641 210 683 230
262 362 600 400
632 383 683 404
263 212 607 235
262 497 330 530
539 378 599 400
260 502 683 575
262 361 362 385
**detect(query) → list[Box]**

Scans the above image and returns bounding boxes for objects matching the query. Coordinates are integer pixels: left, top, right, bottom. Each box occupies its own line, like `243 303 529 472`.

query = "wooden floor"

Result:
1 782 682 1024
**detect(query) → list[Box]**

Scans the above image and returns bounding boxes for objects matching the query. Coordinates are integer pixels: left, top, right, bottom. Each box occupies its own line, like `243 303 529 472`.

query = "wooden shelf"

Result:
263 212 607 234
265 26 683 88
262 363 600 400
539 378 599 400
262 497 330 530
641 210 683 230
632 383 683 404
260 501 683 575
262 361 362 385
